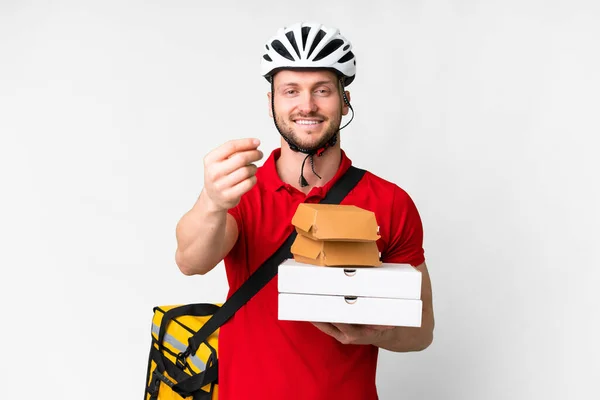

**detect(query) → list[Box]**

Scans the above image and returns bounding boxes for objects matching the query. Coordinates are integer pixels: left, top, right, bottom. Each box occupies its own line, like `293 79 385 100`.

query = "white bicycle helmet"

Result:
261 22 356 86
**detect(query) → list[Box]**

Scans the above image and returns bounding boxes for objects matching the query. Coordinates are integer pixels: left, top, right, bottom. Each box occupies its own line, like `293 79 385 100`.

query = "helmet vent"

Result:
301 26 310 51
263 54 272 62
307 29 326 58
338 51 354 63
285 31 301 58
271 39 294 61
313 39 344 61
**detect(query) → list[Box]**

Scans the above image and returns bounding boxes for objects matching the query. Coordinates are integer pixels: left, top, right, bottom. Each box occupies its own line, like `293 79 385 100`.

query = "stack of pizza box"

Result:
278 203 423 327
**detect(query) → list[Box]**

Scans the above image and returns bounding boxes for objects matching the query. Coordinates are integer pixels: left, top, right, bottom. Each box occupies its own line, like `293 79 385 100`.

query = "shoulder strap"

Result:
184 166 366 355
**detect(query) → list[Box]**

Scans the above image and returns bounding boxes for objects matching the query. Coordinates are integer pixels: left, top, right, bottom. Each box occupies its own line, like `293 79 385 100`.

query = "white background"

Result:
1 1 599 399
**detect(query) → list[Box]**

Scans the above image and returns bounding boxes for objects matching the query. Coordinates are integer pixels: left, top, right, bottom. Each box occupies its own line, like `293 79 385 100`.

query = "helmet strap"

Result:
339 77 355 130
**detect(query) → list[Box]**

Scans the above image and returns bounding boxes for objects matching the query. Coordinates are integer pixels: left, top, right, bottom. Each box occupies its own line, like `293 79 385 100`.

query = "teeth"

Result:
295 120 321 125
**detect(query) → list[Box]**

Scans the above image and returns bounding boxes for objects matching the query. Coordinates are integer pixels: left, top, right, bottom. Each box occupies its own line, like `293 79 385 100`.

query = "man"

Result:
175 22 434 400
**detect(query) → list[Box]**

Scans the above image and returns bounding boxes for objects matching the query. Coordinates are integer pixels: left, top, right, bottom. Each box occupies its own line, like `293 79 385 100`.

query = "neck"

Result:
276 138 342 194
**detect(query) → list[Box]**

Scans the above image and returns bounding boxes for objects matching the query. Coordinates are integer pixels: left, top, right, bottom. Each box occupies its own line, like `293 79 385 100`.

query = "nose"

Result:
297 92 317 114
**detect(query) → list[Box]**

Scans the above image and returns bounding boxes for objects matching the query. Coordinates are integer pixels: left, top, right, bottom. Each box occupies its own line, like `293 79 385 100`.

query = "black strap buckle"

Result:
176 350 191 371
148 370 163 400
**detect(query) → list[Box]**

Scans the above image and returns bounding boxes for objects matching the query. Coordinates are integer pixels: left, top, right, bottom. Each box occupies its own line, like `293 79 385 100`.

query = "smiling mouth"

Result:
293 119 324 126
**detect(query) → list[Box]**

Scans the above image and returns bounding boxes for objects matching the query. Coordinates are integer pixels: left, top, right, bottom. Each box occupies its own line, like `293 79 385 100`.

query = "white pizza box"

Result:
278 259 421 300
278 293 422 327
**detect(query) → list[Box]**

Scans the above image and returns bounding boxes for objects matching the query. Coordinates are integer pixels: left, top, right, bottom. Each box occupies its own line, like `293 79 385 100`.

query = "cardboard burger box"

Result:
290 204 381 267
291 203 380 241
278 204 423 327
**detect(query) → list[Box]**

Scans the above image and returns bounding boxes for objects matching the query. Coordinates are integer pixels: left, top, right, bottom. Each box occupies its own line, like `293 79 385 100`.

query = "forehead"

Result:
273 69 339 87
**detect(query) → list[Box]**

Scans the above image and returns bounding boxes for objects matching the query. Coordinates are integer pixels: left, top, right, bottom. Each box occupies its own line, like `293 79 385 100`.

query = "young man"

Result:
175 22 434 400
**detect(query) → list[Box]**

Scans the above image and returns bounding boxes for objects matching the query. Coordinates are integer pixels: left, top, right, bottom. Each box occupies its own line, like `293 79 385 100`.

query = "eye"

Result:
315 88 331 95
284 89 298 95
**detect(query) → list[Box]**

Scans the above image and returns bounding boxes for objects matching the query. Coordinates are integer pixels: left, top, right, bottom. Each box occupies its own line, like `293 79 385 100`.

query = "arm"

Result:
175 190 239 275
370 261 434 351
174 138 263 276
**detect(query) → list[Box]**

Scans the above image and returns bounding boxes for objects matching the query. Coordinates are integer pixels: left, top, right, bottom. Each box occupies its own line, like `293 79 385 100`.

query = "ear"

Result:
267 92 273 118
342 90 351 116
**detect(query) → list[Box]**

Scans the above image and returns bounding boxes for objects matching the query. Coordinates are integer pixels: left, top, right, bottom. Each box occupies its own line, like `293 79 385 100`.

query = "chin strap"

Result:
299 154 315 187
270 77 355 187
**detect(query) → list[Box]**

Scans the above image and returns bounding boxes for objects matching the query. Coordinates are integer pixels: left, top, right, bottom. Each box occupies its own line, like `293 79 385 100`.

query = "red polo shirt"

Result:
220 148 425 400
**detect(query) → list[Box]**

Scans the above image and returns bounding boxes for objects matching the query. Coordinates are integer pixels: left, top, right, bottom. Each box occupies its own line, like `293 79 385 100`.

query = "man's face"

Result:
268 69 350 152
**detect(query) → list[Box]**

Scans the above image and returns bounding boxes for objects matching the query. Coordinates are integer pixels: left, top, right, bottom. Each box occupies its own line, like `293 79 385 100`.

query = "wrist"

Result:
197 189 228 215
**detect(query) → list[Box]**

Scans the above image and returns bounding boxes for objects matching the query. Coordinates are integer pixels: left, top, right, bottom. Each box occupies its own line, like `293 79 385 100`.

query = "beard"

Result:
275 110 342 152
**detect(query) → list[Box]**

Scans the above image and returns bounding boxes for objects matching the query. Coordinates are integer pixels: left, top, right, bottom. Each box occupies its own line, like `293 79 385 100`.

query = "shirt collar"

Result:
259 148 353 193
